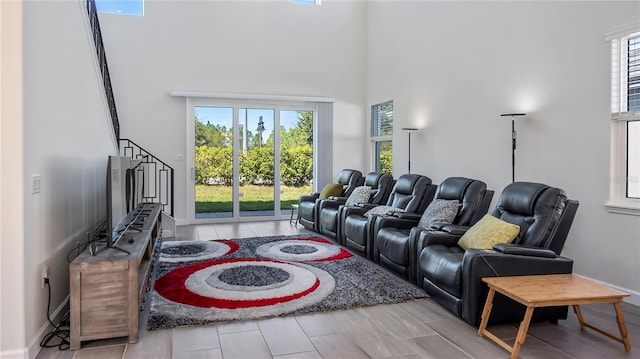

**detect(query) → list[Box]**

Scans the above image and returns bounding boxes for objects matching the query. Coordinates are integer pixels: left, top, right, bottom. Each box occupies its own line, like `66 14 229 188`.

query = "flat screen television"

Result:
101 155 143 253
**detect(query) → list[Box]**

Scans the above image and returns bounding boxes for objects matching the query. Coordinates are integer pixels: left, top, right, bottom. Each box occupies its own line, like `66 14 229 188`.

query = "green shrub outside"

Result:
195 144 313 186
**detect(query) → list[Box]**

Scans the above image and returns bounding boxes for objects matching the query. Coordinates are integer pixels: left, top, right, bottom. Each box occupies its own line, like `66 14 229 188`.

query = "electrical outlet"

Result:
41 265 50 288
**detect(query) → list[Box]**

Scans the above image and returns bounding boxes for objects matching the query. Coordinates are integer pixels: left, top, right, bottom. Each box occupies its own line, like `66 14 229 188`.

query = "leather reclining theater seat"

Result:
317 172 394 240
372 177 494 283
340 174 436 259
417 182 579 327
297 169 363 232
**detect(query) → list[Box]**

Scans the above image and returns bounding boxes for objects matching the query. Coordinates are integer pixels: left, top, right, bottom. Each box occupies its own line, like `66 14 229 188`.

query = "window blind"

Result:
371 101 393 137
628 35 640 111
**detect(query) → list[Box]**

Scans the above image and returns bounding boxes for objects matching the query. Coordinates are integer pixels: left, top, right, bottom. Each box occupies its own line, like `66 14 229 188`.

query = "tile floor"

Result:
36 221 639 359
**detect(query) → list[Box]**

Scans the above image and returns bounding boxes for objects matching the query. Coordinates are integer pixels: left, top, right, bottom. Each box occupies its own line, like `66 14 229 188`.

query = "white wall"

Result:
98 0 368 222
1 1 116 357
367 1 640 296
1 1 26 357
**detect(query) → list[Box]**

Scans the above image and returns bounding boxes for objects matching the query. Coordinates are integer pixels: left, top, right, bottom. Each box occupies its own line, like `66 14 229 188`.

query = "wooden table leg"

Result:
573 304 586 330
613 302 631 351
511 307 534 359
478 288 495 337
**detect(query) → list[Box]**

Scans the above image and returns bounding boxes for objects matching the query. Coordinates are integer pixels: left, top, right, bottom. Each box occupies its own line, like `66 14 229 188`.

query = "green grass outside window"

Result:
195 184 312 212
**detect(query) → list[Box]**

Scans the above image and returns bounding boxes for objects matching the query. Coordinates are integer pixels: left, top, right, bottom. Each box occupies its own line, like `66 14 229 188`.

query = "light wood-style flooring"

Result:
37 221 639 359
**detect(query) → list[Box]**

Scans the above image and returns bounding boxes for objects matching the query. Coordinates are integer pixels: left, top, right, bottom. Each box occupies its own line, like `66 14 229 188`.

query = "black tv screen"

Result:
106 155 143 249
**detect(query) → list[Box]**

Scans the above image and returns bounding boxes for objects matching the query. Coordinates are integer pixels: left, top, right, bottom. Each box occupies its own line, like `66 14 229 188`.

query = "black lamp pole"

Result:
402 127 418 174
500 113 526 182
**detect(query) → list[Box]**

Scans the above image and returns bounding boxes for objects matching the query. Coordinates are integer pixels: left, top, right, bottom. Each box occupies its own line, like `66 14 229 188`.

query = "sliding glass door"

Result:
279 110 314 213
194 106 234 218
189 100 315 223
239 108 276 217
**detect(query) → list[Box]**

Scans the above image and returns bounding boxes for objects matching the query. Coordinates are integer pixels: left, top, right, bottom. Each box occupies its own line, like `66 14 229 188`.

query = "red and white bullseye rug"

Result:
147 235 426 330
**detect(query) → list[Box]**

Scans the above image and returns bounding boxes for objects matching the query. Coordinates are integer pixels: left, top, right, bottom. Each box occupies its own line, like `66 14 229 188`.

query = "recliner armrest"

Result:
493 244 557 258
355 203 377 210
441 224 471 235
318 198 344 210
299 194 319 202
328 196 348 202
375 215 419 231
419 230 462 247
391 212 422 221
341 205 369 217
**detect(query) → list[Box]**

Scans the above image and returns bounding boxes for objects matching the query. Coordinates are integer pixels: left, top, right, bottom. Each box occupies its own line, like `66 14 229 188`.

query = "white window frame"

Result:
171 91 333 224
606 25 640 216
370 101 393 173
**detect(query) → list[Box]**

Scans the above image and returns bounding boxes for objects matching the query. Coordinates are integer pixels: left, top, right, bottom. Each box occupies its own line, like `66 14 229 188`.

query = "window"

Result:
371 101 393 173
96 0 143 16
607 26 640 215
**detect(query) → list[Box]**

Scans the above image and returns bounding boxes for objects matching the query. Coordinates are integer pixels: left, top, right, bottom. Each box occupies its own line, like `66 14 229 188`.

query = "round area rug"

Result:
148 235 427 329
153 257 335 321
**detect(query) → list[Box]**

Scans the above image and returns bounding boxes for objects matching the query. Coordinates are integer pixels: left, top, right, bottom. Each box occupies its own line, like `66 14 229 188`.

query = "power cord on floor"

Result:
39 278 70 351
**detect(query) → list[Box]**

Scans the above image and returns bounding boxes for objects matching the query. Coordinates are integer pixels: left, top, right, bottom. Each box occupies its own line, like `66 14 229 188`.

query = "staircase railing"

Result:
85 2 173 217
85 0 120 142
120 139 174 217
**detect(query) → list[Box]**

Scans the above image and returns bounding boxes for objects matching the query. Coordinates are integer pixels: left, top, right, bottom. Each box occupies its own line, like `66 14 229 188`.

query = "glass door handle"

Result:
191 167 195 181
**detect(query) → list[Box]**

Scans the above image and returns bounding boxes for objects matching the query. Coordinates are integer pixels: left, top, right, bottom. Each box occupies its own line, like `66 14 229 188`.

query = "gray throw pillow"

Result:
364 205 405 217
345 186 372 207
418 199 460 229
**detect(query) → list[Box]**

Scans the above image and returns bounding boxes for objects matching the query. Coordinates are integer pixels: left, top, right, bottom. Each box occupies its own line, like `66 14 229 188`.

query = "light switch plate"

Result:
32 175 41 194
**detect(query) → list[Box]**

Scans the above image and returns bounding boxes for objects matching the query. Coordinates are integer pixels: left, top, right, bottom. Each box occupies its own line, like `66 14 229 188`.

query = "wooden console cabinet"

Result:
69 203 162 350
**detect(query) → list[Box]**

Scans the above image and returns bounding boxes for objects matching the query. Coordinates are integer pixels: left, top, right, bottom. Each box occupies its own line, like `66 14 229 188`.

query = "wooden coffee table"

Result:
478 274 631 359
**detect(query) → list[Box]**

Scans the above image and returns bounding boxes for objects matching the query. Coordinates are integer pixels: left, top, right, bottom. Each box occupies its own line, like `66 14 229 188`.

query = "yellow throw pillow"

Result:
457 214 520 250
319 183 343 199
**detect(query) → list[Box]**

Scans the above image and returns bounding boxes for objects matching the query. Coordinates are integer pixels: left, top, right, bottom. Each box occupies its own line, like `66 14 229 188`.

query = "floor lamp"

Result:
500 113 526 182
401 127 418 174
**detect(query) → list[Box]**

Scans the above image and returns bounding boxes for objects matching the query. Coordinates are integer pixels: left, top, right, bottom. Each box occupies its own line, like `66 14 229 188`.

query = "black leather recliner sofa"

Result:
298 169 363 232
339 174 436 259
318 172 394 240
417 182 579 327
372 177 493 283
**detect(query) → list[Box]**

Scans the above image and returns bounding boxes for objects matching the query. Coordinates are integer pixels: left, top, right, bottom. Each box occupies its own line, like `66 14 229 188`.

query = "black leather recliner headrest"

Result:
364 172 383 188
437 177 473 200
387 174 432 213
497 182 549 215
435 177 487 226
394 174 422 194
336 169 363 197
337 169 358 185
492 182 567 248
364 172 394 204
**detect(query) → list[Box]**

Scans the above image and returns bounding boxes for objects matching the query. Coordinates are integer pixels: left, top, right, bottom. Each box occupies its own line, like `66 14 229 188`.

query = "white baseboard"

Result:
577 274 640 306
27 295 69 359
